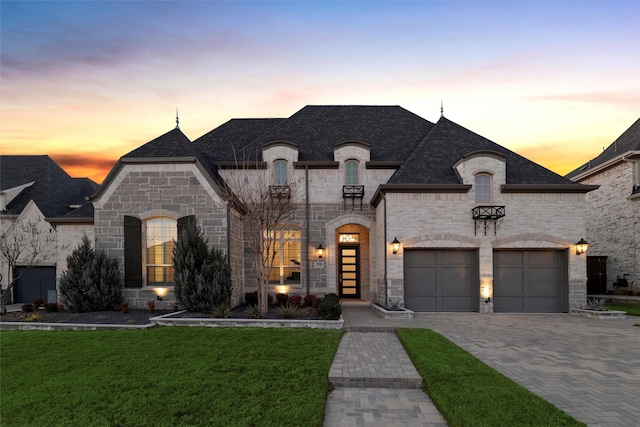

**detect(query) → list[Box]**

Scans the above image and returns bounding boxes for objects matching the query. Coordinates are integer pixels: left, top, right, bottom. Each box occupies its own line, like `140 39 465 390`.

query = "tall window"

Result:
274 160 288 185
266 227 301 284
475 174 491 203
345 160 359 185
146 217 177 286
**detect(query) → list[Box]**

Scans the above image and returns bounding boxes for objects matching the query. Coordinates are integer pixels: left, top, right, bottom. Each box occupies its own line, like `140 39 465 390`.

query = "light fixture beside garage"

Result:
481 281 492 303
391 237 401 254
575 238 589 255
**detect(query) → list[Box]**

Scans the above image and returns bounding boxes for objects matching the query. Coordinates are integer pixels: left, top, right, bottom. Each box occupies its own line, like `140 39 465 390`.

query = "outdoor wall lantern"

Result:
316 244 325 259
575 238 589 255
481 284 492 304
154 287 168 301
391 237 401 255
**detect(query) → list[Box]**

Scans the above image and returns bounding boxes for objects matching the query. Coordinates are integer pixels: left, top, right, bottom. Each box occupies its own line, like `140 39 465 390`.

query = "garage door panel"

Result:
406 296 437 311
14 267 56 304
441 296 475 311
494 250 567 313
442 267 473 295
404 249 478 312
529 297 559 312
405 267 437 295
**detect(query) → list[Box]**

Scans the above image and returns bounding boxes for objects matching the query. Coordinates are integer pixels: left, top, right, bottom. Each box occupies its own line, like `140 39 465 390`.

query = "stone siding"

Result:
579 162 639 290
92 164 231 309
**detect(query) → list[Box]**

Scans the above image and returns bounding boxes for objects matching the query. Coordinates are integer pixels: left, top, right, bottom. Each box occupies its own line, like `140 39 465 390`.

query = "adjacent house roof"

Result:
390 117 575 185
566 118 640 180
0 155 98 218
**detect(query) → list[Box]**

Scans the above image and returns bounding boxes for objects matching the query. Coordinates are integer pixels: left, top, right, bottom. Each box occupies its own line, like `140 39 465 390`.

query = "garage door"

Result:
13 267 57 304
493 250 567 313
404 249 478 312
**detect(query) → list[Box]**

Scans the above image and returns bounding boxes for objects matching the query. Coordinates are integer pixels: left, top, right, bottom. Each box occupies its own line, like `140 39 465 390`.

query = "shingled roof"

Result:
390 117 575 185
566 118 640 179
193 118 286 162
193 106 434 163
0 155 98 218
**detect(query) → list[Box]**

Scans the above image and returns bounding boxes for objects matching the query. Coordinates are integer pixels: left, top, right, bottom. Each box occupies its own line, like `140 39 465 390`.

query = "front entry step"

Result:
328 332 423 389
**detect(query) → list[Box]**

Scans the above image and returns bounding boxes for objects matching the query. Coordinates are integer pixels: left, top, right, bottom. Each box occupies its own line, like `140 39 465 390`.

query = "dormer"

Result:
333 141 371 163
453 150 507 188
262 141 299 163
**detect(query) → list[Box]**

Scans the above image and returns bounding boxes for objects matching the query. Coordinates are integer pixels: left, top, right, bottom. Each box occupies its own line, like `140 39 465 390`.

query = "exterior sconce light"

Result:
154 287 168 301
575 238 588 255
316 244 325 258
481 285 491 303
391 237 401 254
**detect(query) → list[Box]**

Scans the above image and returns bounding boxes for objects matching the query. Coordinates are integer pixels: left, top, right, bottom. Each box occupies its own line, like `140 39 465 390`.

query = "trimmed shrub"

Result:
304 294 320 308
173 221 232 312
59 235 122 313
244 291 258 306
288 294 302 307
275 293 289 306
316 293 342 320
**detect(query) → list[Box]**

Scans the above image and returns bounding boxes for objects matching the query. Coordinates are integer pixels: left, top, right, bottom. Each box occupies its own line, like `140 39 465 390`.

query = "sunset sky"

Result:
1 1 638 184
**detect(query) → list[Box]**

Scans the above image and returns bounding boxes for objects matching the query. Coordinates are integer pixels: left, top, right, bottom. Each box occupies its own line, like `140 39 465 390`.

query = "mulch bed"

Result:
0 309 172 325
0 305 322 325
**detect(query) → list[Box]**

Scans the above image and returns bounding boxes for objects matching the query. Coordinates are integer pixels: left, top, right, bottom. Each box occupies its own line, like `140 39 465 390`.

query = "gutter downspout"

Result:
305 165 310 295
383 193 388 304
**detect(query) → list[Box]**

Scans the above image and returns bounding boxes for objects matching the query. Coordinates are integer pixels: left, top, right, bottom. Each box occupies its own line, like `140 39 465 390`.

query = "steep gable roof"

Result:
0 155 98 218
566 118 640 179
390 117 577 185
94 127 229 201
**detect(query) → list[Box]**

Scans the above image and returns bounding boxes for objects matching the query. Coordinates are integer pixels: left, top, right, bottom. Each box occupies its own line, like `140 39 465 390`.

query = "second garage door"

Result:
493 250 567 313
404 249 478 312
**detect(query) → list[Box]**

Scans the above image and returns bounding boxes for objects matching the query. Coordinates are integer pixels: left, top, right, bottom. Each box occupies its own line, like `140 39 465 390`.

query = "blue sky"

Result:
1 0 638 182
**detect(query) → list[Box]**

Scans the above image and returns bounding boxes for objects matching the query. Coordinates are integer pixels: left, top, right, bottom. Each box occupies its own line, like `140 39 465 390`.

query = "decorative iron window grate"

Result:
269 185 291 199
472 205 505 236
342 185 365 210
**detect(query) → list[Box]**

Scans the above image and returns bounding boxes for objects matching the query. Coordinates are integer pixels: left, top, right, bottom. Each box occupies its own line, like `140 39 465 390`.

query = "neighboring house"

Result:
0 155 98 304
86 105 596 313
566 118 640 295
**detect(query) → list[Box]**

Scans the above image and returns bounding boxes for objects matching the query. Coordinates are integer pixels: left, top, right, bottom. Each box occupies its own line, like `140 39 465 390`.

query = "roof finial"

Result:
175 108 180 129
440 100 444 117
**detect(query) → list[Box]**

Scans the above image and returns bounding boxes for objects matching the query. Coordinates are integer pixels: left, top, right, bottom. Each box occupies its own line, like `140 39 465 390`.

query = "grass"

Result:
0 327 342 427
604 301 640 316
397 329 585 427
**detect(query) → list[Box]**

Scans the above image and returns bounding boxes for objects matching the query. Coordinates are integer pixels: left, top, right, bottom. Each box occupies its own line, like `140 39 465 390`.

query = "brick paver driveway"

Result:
343 308 640 427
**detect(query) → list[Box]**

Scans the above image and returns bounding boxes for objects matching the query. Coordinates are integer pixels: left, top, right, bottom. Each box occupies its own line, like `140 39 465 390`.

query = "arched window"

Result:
345 160 359 185
145 217 177 286
266 227 301 285
274 160 288 185
475 174 491 203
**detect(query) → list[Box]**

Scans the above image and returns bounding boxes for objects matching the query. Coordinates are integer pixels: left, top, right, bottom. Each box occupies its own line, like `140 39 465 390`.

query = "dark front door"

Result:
587 256 607 295
339 246 360 298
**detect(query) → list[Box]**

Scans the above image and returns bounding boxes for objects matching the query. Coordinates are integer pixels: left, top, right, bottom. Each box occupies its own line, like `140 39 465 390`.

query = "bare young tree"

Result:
0 217 60 314
222 153 301 313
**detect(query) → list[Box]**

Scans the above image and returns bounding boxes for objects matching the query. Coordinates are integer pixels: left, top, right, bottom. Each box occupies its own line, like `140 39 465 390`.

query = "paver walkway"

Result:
324 331 447 426
337 306 640 427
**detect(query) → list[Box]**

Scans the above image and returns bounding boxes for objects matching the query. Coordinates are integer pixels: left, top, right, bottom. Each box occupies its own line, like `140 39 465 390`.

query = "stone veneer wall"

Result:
382 190 588 311
579 162 640 290
92 164 231 309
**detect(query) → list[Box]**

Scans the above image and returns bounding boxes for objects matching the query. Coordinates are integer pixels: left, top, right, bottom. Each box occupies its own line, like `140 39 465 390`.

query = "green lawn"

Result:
398 328 586 427
605 301 640 316
0 328 342 427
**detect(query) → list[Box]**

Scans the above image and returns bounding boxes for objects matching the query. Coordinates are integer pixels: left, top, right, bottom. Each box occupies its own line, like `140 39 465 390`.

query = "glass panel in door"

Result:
339 246 360 298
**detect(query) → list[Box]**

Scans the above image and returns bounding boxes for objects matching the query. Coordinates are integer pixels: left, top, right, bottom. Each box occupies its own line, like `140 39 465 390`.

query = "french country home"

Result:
2 106 598 313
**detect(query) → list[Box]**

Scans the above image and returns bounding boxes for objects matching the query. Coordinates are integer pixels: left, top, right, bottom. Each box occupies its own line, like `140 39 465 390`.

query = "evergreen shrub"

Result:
59 235 122 313
173 221 232 312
